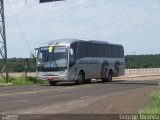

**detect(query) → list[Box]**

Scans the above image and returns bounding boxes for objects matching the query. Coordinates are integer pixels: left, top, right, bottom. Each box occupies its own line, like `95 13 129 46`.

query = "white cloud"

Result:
76 0 89 5
152 3 160 9
10 2 25 11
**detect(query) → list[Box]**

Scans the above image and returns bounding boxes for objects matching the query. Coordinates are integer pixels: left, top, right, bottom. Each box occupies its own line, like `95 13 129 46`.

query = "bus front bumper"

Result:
37 71 70 82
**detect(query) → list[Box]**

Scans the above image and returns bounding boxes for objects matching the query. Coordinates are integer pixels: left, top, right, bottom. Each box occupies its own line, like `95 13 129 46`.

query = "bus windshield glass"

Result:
37 46 67 71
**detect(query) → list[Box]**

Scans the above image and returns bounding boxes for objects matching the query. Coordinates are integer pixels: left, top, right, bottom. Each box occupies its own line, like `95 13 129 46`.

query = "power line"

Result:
6 0 33 55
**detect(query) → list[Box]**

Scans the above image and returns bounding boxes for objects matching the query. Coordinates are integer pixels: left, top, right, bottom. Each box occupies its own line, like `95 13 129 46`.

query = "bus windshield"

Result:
37 46 67 71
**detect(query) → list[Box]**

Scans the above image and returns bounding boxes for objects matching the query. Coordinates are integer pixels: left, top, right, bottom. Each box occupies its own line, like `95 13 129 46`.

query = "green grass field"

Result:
140 91 160 114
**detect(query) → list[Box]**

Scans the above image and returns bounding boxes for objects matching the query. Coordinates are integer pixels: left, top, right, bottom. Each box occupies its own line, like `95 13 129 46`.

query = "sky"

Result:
2 0 160 58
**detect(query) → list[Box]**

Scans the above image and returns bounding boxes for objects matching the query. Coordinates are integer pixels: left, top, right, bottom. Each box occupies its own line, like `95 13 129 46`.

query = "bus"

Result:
36 39 125 85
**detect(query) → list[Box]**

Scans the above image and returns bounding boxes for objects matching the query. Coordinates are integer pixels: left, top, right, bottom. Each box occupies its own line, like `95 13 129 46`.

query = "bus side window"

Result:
105 45 112 58
69 48 75 67
88 43 96 57
77 42 88 59
120 46 124 58
96 44 105 57
69 42 78 67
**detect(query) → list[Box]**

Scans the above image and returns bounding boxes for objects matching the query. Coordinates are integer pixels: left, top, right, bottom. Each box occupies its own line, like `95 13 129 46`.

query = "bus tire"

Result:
115 61 120 76
101 61 109 78
101 69 108 82
107 70 113 82
102 70 113 82
49 81 57 86
75 72 85 85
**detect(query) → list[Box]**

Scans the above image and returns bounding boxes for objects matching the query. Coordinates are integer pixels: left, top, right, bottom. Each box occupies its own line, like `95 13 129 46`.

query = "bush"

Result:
0 77 6 85
0 75 45 86
11 76 34 86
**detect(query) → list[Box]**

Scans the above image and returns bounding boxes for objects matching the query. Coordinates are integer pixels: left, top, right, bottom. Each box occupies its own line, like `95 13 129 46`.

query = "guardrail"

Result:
125 68 160 77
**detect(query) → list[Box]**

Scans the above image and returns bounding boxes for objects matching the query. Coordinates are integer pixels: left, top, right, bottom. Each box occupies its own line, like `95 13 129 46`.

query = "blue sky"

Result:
3 0 160 58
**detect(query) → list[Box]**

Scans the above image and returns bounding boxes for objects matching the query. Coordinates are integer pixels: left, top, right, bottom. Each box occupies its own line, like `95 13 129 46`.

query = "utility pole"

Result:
0 0 8 83
24 58 28 81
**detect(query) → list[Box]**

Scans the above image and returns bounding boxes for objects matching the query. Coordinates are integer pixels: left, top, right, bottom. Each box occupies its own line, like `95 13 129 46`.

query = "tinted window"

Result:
113 46 124 58
105 45 124 58
105 45 112 58
70 42 78 58
97 44 105 57
119 46 124 58
70 42 78 67
77 42 88 59
88 43 97 57
112 46 118 58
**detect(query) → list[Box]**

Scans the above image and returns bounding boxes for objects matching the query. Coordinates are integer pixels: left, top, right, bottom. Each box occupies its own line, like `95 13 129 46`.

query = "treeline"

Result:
125 54 160 69
0 58 36 72
0 55 160 72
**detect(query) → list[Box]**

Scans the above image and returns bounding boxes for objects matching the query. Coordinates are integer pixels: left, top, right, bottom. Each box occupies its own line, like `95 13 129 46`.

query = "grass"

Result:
0 76 44 86
0 78 6 86
140 92 160 114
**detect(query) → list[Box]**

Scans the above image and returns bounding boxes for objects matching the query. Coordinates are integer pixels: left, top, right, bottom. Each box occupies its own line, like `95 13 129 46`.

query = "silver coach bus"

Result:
36 39 125 85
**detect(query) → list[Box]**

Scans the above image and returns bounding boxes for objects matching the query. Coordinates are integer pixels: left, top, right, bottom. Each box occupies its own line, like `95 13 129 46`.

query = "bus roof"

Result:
39 39 122 47
40 39 79 47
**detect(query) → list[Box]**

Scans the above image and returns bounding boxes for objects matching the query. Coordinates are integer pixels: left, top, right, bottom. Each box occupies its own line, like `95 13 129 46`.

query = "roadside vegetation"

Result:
0 76 44 86
0 58 36 72
140 92 160 114
125 54 160 69
0 78 6 86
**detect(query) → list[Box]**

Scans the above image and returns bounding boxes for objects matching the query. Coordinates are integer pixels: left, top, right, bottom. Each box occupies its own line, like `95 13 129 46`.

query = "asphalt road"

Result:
0 79 159 119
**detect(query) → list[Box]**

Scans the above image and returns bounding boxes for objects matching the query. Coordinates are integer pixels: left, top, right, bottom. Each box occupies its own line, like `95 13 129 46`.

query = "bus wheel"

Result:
49 81 57 86
107 70 113 82
102 70 112 82
75 72 85 85
101 70 107 82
